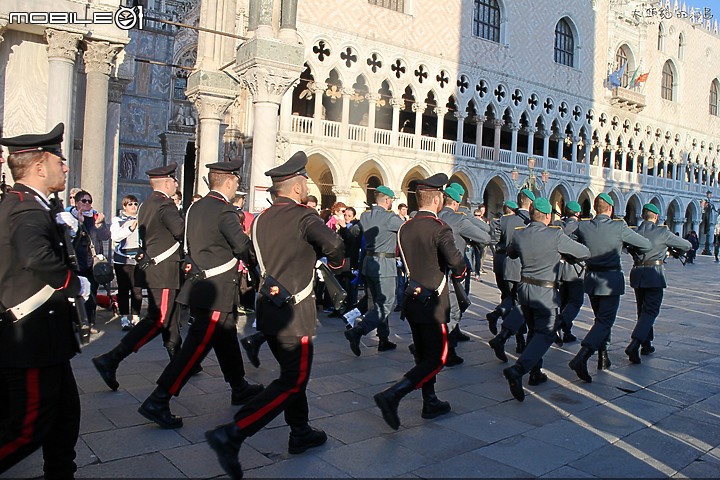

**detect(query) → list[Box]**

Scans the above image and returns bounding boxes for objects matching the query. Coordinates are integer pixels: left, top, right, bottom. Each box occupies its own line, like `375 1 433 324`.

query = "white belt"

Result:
8 284 55 322
204 258 238 279
437 275 447 295
292 277 315 304
153 242 180 264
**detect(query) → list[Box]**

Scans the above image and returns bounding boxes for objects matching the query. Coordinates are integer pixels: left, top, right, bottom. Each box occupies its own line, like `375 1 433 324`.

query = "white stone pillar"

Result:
435 106 447 152
279 88 293 133
556 135 564 160
312 83 326 138
510 122 519 162
367 93 379 144
571 136 580 163
45 29 82 174
341 88 352 139
542 130 551 164
455 112 466 147
492 119 503 162
412 102 426 148
390 97 402 145
474 115 485 160
81 40 122 217
526 127 536 156
332 185 351 205
191 95 234 195
584 140 592 166
104 78 128 217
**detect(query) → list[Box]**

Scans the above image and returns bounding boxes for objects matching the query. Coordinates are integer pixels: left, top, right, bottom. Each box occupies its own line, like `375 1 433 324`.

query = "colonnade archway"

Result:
625 194 642 226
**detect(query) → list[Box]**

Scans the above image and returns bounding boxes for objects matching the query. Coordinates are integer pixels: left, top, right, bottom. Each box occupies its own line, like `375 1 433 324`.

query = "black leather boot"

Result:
641 340 655 355
138 386 183 429
288 425 327 454
562 330 577 343
486 310 500 335
568 346 595 383
503 365 525 401
528 368 548 386
515 334 526 354
92 343 131 391
625 339 642 364
597 347 611 370
451 324 470 342
373 377 414 430
445 342 464 367
344 324 364 357
420 383 451 419
488 328 512 363
240 332 265 368
231 380 264 405
205 423 245 479
378 338 397 352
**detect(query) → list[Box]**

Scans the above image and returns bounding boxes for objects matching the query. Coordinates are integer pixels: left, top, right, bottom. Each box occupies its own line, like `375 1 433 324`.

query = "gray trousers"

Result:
582 295 621 351
515 304 557 374
631 287 664 343
360 275 396 340
448 280 461 332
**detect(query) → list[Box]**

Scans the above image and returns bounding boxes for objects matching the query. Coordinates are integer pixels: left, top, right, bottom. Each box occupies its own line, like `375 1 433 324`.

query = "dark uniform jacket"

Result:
491 209 529 282
629 221 692 289
177 191 252 313
508 222 590 310
338 219 362 270
438 206 491 252
138 190 184 289
558 216 584 282
351 206 404 277
253 197 344 336
0 184 82 368
397 211 466 324
575 214 652 296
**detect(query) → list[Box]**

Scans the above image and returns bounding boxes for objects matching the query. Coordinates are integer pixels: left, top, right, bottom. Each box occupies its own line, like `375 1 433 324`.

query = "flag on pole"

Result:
633 72 649 87
628 66 640 87
607 63 626 88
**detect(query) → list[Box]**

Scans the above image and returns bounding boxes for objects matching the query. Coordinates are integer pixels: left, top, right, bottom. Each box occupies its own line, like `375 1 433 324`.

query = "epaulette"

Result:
629 226 637 230
514 226 526 230
613 218 625 221
581 218 592 221
548 225 561 229
658 224 668 228
503 213 514 217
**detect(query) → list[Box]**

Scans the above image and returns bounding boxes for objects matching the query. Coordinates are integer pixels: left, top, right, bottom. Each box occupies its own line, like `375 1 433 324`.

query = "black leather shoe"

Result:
451 325 470 342
562 332 577 343
625 339 641 364
241 336 261 368
421 395 451 419
486 311 499 335
503 365 525 402
378 339 397 352
92 354 119 391
569 346 594 383
288 426 327 454
138 396 183 429
528 371 548 386
344 326 363 356
374 378 414 430
554 329 564 346
231 382 264 405
641 342 655 355
489 335 508 363
515 334 526 354
205 424 244 480
445 352 464 367
597 349 611 370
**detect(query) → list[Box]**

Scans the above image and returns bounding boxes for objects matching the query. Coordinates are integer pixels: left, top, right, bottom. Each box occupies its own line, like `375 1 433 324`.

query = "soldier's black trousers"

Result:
582 295 621 350
631 288 664 343
0 362 80 479
120 287 181 354
233 336 313 436
405 321 447 389
558 280 584 331
515 305 556 373
492 253 509 300
158 308 247 395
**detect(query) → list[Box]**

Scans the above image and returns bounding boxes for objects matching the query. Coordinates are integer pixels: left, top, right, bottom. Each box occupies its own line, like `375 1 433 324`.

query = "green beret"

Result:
449 182 465 196
533 197 552 215
643 203 660 215
520 188 536 202
444 186 462 203
566 201 582 213
376 185 395 198
504 200 518 209
598 192 614 206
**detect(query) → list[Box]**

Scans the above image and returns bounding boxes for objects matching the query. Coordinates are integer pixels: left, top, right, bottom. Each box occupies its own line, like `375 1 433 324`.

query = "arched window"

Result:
678 33 685 59
554 18 575 67
615 45 631 87
710 80 719 116
657 23 665 51
662 61 675 101
472 0 501 42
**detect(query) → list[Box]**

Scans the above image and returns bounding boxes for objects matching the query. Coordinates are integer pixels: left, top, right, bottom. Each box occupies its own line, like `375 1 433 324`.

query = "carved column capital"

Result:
332 185 351 197
525 126 537 135
108 77 130 104
434 106 448 117
366 93 382 103
453 111 467 121
188 93 234 121
492 119 505 128
473 115 486 125
412 102 426 114
45 29 83 62
239 65 301 104
311 82 327 94
341 87 355 97
390 97 404 108
83 40 123 76
510 122 521 132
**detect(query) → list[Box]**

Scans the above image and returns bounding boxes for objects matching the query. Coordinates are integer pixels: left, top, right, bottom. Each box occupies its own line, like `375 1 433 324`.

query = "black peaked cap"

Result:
265 151 308 181
415 173 449 191
0 123 64 154
146 162 178 178
207 160 243 174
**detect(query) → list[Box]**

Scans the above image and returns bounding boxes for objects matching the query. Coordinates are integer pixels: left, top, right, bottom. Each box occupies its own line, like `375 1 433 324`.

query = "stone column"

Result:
673 218 685 235
45 29 82 173
651 156 658 177
435 106 447 152
571 136 580 163
279 0 300 43
312 83 326 138
608 146 616 171
412 102 426 148
81 40 122 217
341 88 352 139
367 93 379 144
492 119 503 162
454 112 466 148
526 127 536 156
584 140 592 166
474 115 485 160
556 135 564 160
190 95 234 195
160 132 191 179
332 185 350 205
390 97 402 145
509 122 519 162
104 77 128 217
279 89 293 133
542 130 551 163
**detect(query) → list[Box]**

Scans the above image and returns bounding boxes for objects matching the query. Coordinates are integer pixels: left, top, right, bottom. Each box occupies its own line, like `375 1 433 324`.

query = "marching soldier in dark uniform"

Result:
374 173 466 431
568 193 651 383
501 198 589 401
92 163 185 391
344 185 404 355
137 161 263 429
555 200 584 344
0 124 89 477
204 152 344 480
437 185 491 365
624 203 691 363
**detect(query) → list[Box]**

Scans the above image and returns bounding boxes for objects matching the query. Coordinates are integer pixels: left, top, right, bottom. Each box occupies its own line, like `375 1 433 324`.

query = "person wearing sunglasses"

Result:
110 195 143 331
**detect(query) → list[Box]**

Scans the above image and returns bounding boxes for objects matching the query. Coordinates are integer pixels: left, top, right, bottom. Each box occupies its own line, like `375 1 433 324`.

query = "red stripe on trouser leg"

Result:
416 324 448 389
168 310 221 395
0 369 40 459
235 336 309 430
134 288 170 352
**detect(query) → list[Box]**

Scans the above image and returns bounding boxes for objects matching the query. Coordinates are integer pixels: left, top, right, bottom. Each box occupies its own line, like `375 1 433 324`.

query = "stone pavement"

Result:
4 255 720 479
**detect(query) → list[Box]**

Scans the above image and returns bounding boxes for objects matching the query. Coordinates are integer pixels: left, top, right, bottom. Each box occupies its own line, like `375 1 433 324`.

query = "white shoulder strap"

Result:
397 223 410 278
251 212 266 276
182 203 195 255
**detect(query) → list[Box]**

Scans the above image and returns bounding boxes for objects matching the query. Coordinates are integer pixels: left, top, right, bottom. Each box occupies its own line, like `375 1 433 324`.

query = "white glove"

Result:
77 276 91 300
56 211 79 236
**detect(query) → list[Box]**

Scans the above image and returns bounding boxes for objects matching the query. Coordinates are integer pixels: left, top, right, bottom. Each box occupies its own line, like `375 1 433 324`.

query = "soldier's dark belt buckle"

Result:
521 276 556 288
260 275 293 307
404 279 434 304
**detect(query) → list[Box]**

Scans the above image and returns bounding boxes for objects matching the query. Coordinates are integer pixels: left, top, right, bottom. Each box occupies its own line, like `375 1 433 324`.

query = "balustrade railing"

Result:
398 132 414 149
348 125 367 143
420 136 437 152
441 139 456 155
374 129 391 146
291 116 313 135
322 120 341 138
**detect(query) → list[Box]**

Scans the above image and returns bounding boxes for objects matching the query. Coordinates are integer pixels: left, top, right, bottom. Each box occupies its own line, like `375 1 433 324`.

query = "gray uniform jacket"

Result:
438 207 491 252
574 214 652 296
629 221 691 289
508 222 590 310
558 216 584 282
351 205 404 277
491 209 529 282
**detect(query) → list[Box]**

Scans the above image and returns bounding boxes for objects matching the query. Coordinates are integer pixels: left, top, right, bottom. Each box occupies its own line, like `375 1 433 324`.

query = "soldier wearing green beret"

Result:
502 198 589 401
568 193 652 383
624 203 691 363
554 200 585 344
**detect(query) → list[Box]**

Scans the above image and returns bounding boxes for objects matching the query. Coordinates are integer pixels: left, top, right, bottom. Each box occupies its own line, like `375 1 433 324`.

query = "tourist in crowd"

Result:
110 195 143 331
